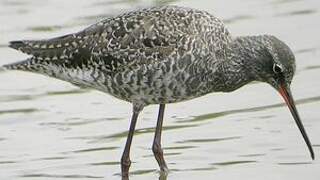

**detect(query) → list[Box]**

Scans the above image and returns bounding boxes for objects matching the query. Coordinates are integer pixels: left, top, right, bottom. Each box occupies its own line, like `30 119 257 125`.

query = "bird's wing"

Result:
9 33 80 61
9 6 231 72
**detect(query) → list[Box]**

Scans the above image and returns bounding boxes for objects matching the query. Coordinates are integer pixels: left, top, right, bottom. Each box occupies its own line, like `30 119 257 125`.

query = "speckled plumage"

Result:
3 6 296 108
4 6 235 106
2 5 315 175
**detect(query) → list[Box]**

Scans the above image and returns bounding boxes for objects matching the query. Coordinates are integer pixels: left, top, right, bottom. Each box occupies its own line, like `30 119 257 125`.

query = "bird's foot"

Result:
121 158 131 178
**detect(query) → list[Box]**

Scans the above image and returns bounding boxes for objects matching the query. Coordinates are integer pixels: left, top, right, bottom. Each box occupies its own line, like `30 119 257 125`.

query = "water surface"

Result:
0 0 320 179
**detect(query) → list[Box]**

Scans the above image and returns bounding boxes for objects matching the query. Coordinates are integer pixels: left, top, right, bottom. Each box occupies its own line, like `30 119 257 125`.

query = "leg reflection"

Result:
159 170 168 180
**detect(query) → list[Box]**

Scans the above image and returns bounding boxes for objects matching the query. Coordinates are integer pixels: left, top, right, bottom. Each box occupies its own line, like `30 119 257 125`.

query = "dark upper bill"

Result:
278 84 315 160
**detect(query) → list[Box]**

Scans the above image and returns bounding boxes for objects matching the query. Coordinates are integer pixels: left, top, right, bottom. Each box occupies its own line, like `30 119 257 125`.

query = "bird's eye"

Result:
273 64 283 74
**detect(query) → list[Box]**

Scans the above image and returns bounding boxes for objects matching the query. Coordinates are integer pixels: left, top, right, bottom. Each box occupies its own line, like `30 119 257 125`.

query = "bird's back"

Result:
5 6 232 104
8 6 231 67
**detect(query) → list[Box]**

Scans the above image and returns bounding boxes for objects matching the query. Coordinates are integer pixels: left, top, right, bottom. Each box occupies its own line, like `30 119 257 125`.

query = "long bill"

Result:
278 84 315 160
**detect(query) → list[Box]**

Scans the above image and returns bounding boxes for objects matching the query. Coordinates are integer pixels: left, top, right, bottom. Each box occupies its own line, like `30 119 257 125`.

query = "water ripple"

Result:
276 9 317 17
0 161 17 164
33 156 69 161
26 25 63 32
211 160 257 166
0 108 39 115
70 146 119 154
304 65 320 71
39 118 110 127
180 166 217 172
21 173 103 179
177 95 320 123
238 153 266 157
174 160 257 172
176 136 241 144
278 162 312 165
223 15 254 24
295 48 317 54
163 145 197 150
0 44 8 48
0 89 88 103
1 0 29 6
68 124 197 142
271 0 302 5
90 161 119 166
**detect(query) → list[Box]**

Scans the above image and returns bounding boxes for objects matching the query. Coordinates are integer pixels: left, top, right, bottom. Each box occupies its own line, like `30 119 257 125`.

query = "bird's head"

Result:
253 35 314 160
259 35 296 90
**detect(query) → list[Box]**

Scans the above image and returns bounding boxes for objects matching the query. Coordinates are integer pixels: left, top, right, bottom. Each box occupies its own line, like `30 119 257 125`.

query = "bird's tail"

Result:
8 32 81 61
2 32 81 72
1 58 39 72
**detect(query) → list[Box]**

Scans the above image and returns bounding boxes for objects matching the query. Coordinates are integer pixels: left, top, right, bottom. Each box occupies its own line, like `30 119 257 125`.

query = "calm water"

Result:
0 0 320 179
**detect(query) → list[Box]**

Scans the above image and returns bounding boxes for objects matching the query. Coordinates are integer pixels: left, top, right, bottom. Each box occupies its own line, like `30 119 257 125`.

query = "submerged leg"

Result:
152 104 168 172
121 104 143 177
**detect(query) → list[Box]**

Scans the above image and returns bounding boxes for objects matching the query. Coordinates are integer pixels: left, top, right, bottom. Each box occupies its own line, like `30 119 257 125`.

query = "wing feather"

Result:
8 6 231 73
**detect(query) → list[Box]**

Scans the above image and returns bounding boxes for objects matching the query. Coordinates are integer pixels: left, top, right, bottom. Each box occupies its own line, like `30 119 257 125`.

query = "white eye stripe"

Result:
273 63 283 73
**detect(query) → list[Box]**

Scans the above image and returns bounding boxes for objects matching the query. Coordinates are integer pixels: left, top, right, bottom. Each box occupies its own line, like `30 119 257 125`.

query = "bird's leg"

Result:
152 104 169 173
121 104 142 177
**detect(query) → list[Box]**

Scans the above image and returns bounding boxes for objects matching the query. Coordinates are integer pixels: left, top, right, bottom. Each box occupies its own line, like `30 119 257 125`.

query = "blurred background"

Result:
0 0 319 179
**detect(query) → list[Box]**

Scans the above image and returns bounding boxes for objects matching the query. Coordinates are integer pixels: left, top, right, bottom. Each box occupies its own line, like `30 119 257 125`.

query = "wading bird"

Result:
1 5 314 177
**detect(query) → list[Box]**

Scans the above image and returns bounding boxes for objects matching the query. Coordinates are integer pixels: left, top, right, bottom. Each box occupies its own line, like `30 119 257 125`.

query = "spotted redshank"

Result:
1 5 314 177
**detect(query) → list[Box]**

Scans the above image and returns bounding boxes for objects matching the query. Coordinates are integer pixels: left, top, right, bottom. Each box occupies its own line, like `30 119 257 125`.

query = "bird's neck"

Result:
211 36 268 92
